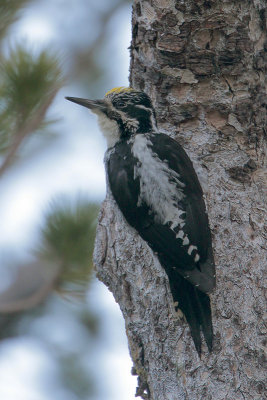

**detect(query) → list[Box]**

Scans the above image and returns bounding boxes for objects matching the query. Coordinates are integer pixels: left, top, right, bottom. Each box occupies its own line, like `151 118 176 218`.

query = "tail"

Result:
169 274 213 355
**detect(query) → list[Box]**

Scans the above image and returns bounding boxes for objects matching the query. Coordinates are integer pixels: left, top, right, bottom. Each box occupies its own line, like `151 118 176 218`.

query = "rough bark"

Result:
94 1 266 399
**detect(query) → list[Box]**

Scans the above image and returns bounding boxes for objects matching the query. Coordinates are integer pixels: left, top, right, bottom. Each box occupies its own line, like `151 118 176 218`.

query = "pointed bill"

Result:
65 97 107 112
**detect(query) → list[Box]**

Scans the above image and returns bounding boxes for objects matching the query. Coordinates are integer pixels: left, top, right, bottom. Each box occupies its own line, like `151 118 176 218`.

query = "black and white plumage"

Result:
66 87 216 354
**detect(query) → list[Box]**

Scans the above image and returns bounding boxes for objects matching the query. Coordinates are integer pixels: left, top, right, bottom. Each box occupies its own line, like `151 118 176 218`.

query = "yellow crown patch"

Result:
105 86 134 97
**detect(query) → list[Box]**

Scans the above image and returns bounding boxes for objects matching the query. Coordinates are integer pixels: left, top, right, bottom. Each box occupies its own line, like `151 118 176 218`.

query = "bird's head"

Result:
66 87 157 147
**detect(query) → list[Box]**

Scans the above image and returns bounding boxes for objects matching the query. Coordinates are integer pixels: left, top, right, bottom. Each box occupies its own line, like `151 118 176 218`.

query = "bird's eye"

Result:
116 101 126 108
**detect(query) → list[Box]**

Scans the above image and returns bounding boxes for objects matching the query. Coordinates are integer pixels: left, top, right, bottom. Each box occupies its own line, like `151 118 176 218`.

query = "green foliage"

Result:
0 0 33 40
40 196 99 295
0 46 62 153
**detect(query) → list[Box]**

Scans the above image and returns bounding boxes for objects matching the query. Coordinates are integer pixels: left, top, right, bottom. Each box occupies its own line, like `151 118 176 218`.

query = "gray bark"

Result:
94 1 267 399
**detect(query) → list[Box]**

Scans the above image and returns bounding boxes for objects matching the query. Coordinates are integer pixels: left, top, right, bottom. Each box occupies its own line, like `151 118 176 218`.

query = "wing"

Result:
107 135 215 293
149 133 215 291
149 133 210 258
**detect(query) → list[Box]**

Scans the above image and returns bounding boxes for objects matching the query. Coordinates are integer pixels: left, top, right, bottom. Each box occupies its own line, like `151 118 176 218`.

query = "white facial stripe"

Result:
112 105 140 134
96 103 140 147
131 134 185 230
136 105 150 111
136 105 158 132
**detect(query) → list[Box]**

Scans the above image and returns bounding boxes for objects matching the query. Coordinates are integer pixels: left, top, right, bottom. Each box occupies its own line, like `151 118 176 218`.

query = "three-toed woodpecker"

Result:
66 87 216 354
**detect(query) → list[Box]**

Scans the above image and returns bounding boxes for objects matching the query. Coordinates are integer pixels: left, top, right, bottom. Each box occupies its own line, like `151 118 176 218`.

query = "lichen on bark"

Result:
94 1 267 399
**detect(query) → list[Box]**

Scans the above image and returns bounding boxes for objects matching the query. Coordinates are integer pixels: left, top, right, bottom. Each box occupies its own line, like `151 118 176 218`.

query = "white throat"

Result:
96 112 120 148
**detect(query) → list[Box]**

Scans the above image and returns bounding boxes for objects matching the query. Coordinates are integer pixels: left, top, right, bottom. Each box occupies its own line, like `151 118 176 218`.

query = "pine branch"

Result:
0 197 99 313
39 196 99 298
0 47 63 176
0 87 59 176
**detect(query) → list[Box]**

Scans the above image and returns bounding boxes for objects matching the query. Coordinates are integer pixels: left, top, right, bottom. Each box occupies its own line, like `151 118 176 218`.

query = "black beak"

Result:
65 96 107 112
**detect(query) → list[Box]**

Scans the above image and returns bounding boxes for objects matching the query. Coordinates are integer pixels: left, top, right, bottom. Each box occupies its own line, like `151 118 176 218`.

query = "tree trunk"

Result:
94 1 266 399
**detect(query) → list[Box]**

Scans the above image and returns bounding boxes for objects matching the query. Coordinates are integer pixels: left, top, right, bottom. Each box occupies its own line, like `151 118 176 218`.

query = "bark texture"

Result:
94 1 266 399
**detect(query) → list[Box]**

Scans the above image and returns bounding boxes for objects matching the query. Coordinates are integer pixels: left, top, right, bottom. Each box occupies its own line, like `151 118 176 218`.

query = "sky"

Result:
0 1 137 399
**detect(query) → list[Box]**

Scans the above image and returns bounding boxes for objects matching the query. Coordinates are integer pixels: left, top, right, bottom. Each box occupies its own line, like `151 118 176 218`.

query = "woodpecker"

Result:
66 87 216 354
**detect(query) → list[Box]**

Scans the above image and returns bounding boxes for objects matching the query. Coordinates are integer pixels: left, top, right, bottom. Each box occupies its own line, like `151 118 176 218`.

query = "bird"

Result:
66 87 216 355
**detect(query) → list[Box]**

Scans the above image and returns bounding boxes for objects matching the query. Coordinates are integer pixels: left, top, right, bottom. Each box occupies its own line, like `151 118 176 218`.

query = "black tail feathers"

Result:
169 274 213 355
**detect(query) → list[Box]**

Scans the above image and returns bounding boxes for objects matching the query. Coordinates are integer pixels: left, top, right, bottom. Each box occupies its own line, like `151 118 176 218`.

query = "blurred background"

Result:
0 0 136 399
